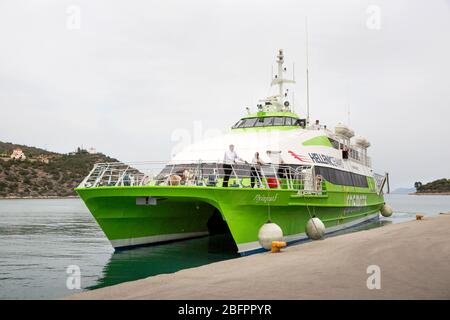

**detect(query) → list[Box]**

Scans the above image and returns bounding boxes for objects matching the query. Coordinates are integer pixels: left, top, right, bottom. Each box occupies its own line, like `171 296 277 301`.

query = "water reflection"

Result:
90 233 239 290
0 196 448 299
90 219 395 290
340 217 393 234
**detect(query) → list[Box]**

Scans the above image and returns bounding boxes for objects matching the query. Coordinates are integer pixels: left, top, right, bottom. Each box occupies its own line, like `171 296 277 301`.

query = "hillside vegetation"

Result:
414 179 450 194
0 142 117 198
0 141 56 157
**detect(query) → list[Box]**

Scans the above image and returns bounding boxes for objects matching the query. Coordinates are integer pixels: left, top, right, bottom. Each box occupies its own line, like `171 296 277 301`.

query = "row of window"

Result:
328 138 361 161
158 163 368 188
328 138 340 149
349 149 360 161
232 117 306 129
315 166 368 188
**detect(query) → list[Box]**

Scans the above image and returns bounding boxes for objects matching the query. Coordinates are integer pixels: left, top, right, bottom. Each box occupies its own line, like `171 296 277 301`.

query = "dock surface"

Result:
68 214 450 299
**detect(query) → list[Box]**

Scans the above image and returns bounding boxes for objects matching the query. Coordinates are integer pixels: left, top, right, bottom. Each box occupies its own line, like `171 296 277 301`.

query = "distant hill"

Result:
0 141 56 157
391 187 416 194
414 179 450 195
0 141 118 198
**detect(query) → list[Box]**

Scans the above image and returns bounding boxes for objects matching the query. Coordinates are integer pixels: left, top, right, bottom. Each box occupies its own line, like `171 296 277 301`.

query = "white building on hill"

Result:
10 148 26 160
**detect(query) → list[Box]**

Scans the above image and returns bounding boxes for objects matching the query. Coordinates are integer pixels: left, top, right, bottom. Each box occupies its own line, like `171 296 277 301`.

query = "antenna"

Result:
305 17 310 127
292 91 295 113
346 82 351 125
293 62 295 81
277 49 284 102
292 62 295 113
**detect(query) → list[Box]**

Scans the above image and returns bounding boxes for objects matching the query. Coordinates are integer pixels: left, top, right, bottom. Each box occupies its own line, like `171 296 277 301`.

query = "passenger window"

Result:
239 118 256 128
245 118 258 127
315 166 368 188
255 117 274 127
328 138 340 149
273 117 284 126
238 119 248 128
233 120 244 128
284 117 293 126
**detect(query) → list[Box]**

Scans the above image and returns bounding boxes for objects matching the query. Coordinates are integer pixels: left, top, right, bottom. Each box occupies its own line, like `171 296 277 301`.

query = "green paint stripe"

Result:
302 136 332 147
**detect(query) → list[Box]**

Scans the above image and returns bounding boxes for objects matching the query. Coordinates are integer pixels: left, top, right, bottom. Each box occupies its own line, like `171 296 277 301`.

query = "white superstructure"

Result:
172 50 374 178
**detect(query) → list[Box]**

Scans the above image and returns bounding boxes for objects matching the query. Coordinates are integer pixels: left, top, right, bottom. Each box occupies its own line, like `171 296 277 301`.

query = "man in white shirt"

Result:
223 144 246 187
251 152 265 188
312 119 321 130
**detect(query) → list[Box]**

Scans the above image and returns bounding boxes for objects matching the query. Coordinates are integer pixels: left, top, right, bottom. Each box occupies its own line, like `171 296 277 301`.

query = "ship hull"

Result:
76 184 384 255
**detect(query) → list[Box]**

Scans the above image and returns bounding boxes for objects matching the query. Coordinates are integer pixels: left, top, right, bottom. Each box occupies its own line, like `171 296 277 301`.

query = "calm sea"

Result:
0 194 449 299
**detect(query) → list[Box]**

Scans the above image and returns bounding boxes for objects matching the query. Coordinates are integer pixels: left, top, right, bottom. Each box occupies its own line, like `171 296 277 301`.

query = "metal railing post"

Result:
116 166 130 186
79 164 99 188
230 164 242 188
254 165 263 189
94 163 109 187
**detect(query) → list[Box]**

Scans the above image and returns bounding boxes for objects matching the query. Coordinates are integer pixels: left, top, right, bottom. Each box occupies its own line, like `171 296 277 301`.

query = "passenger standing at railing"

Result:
315 175 323 192
251 152 265 188
123 173 131 186
223 144 246 187
277 156 289 180
311 119 321 130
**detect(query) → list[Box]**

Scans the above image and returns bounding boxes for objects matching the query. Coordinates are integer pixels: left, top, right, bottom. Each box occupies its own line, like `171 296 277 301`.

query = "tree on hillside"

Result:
414 181 422 191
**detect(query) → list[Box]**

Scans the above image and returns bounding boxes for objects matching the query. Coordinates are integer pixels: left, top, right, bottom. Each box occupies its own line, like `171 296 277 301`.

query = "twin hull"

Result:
76 185 384 254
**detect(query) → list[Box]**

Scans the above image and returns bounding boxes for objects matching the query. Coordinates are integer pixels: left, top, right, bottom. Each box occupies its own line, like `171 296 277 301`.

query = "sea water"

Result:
0 194 448 299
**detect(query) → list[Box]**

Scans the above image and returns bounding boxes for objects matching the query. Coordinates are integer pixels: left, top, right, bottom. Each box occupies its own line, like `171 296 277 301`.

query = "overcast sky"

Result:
0 0 449 189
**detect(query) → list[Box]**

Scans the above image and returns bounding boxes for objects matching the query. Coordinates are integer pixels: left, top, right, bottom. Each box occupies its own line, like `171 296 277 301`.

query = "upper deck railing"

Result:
373 172 387 195
78 161 326 194
348 153 372 167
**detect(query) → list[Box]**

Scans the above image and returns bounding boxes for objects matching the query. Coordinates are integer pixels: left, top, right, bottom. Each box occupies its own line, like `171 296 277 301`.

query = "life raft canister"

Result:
267 177 280 188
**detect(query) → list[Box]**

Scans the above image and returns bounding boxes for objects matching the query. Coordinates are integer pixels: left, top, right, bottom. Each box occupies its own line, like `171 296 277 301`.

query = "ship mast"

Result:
305 17 310 126
268 49 295 112
277 50 284 101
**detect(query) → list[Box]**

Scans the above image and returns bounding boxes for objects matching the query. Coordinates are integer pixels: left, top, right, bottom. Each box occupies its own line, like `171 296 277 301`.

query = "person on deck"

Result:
277 155 288 180
266 151 288 181
312 119 321 130
315 174 323 192
251 152 265 188
223 145 246 187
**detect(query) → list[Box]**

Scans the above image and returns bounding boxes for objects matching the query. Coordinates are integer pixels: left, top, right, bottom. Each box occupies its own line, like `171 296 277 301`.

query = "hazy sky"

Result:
0 0 449 189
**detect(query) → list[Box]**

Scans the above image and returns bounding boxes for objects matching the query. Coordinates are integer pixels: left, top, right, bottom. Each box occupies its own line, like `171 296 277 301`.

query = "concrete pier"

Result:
68 213 450 299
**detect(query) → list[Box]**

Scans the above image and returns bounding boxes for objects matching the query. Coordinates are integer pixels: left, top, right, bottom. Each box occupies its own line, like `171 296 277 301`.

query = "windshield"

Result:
232 116 305 129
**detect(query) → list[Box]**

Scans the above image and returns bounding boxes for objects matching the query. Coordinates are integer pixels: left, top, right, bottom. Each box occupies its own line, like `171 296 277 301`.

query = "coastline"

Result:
67 213 450 300
411 192 450 196
0 195 79 200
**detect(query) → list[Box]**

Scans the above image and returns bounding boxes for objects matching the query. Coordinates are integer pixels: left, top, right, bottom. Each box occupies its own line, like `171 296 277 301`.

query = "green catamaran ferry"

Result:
76 50 390 255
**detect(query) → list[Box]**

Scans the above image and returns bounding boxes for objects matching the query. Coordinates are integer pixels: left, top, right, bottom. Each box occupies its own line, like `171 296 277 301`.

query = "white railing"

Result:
78 160 322 192
348 154 372 167
373 172 387 194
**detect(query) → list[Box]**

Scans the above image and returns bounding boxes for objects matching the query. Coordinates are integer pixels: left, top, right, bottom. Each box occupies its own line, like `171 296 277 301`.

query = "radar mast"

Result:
258 49 296 113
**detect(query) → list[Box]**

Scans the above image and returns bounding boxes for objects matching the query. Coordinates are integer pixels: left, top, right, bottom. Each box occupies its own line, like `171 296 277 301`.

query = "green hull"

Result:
76 183 384 254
